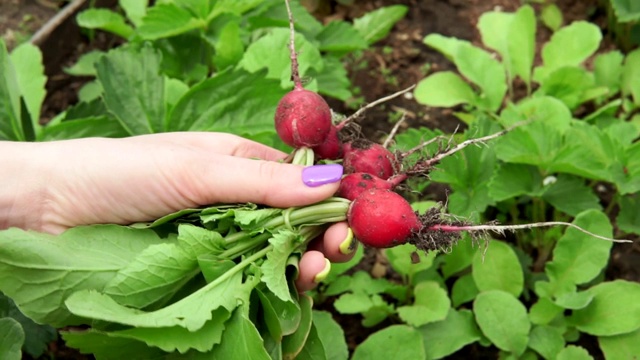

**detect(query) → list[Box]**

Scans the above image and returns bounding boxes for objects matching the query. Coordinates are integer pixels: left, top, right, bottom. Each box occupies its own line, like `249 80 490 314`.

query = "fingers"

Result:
191 157 343 208
296 250 329 292
308 222 357 263
297 222 358 292
127 132 288 161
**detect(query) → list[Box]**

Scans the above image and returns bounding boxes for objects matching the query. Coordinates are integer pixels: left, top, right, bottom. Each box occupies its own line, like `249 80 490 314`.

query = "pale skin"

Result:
0 132 355 291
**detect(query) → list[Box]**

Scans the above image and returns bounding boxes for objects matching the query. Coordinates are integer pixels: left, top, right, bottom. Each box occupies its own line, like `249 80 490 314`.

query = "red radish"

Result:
337 172 406 200
347 188 421 248
343 140 398 180
275 0 332 149
275 89 332 148
313 124 343 160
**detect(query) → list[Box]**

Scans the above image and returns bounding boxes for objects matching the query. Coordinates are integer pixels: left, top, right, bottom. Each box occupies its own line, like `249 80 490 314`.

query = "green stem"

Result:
224 199 350 246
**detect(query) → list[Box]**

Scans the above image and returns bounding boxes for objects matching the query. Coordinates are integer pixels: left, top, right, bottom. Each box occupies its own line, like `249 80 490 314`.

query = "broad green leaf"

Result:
385 243 436 276
282 294 312 358
65 268 255 332
247 0 323 38
317 21 368 53
536 66 594 110
137 4 205 40
257 287 301 340
551 121 624 182
67 307 230 354
119 0 147 27
441 236 476 278
500 95 573 131
76 9 134 38
167 69 286 135
541 175 602 216
116 308 229 353
353 5 408 44
312 310 348 360
593 50 624 95
611 0 640 22
310 56 351 100
488 163 543 202
541 4 563 32
261 230 300 302
40 117 127 141
414 71 477 108
0 317 24 360
599 328 640 360
618 140 640 194
9 43 46 134
78 81 103 102
418 309 482 359
96 44 165 134
335 293 394 327
495 97 571 168
424 34 506 111
430 120 499 217
103 224 223 308
239 28 322 89
544 210 613 295
622 48 640 106
473 290 530 356
62 331 165 359
209 307 271 360
1 294 57 358
451 273 479 307
397 281 450 327
507 6 536 85
472 240 524 297
0 226 164 326
556 345 593 360
528 297 562 325
617 194 640 235
295 322 327 360
528 325 564 360
63 50 105 77
478 6 535 86
352 325 426 360
570 280 640 336
164 77 189 111
535 21 602 82
553 291 593 310
212 20 244 71
209 0 262 18
0 40 23 140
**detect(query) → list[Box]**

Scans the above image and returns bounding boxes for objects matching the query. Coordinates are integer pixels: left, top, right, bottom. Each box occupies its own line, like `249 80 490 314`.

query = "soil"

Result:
2 0 639 359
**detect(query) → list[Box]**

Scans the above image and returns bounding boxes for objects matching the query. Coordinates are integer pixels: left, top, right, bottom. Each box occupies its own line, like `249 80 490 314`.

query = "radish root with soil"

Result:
276 0 631 253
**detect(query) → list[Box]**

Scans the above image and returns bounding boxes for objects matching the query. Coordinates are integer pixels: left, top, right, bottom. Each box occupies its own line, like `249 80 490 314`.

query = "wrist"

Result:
0 141 50 232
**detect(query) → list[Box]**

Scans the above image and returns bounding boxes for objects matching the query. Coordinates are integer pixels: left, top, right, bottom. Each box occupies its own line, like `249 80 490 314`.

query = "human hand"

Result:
0 132 356 291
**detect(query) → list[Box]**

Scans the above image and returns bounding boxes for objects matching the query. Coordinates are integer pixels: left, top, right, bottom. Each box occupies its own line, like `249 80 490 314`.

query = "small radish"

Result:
275 88 332 148
343 140 398 180
347 188 421 248
275 0 332 148
313 124 343 160
337 172 405 200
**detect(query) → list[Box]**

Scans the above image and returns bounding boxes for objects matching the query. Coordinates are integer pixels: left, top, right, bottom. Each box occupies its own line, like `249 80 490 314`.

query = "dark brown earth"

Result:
2 0 638 359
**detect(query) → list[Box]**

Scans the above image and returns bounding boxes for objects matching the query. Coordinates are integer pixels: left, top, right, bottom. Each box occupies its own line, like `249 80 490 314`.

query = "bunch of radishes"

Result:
274 0 629 252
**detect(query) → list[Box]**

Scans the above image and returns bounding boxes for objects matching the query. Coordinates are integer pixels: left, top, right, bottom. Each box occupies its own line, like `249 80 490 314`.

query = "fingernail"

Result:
339 228 356 255
313 258 331 283
302 164 343 187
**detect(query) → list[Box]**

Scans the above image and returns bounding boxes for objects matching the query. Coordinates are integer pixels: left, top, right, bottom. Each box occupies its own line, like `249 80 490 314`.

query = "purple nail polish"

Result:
302 164 343 187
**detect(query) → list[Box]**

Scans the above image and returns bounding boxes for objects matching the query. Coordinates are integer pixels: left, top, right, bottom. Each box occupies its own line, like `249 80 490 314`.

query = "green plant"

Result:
602 0 640 50
328 4 640 359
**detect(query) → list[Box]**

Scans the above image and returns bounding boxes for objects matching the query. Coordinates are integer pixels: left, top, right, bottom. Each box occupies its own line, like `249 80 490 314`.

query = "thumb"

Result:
192 158 343 208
